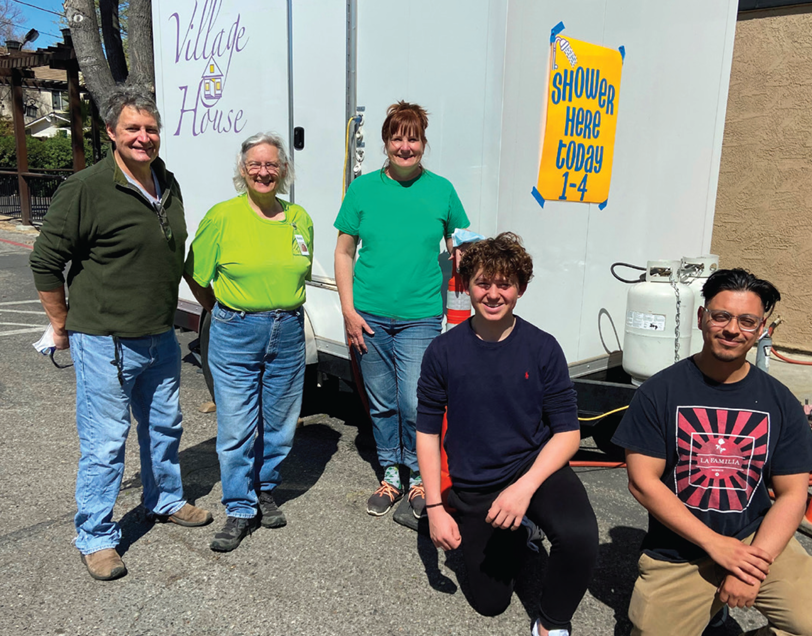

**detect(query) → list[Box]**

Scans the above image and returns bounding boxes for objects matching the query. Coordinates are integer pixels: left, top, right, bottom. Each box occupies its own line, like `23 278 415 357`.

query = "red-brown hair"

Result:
381 101 429 146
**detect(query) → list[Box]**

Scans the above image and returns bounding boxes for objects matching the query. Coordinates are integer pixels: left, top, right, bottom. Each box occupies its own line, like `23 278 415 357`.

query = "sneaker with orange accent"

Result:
408 482 426 519
366 481 403 516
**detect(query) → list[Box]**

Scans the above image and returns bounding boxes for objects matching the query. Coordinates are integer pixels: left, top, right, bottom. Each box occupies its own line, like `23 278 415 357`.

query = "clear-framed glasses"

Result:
702 308 763 332
245 161 281 174
152 202 173 241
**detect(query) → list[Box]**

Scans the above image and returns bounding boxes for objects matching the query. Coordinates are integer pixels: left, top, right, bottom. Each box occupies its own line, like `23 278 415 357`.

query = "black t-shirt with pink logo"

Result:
612 357 812 562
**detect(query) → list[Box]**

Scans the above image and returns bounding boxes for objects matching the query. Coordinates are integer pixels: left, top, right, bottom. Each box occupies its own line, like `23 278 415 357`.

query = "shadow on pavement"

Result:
587 525 643 635
117 416 343 553
277 423 340 504
416 532 459 594
301 377 381 482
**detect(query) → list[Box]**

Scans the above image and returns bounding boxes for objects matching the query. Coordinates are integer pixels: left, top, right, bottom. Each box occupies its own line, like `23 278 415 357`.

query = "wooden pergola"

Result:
0 32 88 225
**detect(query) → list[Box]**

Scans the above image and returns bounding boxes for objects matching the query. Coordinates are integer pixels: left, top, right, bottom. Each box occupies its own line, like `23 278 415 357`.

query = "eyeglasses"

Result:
702 308 763 332
50 349 73 369
245 161 281 174
153 202 173 241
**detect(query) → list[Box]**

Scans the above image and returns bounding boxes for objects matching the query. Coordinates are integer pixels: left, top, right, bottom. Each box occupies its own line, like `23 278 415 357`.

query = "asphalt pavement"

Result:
1 228 810 636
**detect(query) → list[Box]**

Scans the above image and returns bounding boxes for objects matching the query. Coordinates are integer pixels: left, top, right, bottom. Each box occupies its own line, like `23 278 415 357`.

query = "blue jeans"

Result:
70 330 186 555
209 303 305 518
356 311 442 474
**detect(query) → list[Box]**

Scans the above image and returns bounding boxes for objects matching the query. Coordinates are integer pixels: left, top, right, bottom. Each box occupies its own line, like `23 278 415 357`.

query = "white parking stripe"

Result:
0 322 48 327
0 328 46 337
0 300 44 306
0 309 46 315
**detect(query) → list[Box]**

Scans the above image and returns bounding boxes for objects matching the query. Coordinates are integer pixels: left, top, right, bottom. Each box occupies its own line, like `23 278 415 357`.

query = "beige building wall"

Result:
713 6 812 352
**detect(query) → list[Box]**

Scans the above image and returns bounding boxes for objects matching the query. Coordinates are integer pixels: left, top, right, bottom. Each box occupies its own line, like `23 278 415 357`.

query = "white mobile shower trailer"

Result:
153 0 737 381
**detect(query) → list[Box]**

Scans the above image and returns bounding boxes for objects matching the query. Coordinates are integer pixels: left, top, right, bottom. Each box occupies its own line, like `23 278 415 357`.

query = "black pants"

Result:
447 465 598 631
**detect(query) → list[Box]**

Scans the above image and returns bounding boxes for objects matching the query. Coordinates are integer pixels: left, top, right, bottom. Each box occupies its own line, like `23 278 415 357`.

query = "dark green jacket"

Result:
30 152 187 337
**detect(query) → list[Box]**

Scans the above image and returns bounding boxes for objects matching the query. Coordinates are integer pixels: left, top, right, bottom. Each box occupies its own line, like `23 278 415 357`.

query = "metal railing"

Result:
0 170 69 224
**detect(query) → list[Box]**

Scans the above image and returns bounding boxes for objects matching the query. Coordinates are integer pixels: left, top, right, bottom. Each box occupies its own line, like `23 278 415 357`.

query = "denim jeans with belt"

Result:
356 311 442 474
209 303 306 519
70 329 187 555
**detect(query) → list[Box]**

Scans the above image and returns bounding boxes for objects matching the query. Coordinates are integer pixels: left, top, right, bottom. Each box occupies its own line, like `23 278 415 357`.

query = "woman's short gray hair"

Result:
233 132 295 194
102 86 162 130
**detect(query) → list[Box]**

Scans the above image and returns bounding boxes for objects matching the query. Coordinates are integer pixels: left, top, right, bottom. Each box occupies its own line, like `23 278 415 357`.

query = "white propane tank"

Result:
623 260 695 386
681 255 720 355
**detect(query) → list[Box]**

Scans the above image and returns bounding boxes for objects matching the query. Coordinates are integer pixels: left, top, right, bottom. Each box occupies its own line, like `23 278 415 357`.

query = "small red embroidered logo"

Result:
525 371 529 380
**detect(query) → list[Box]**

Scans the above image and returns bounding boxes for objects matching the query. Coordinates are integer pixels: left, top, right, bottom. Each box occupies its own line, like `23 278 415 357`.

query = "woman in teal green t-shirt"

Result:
185 133 313 552
334 102 469 519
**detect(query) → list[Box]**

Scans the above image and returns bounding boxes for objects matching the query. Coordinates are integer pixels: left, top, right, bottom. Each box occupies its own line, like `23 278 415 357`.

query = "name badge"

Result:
294 234 310 256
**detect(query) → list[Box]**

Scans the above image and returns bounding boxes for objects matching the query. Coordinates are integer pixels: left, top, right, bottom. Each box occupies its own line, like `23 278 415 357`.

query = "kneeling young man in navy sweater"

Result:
416 232 598 636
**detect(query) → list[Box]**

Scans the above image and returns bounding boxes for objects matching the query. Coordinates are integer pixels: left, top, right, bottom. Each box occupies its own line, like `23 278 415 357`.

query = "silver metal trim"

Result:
316 336 350 360
305 277 339 292
568 351 623 378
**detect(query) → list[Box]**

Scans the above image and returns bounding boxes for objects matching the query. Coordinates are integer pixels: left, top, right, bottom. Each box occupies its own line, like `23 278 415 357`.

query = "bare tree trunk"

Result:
99 0 128 84
64 0 115 109
126 0 155 92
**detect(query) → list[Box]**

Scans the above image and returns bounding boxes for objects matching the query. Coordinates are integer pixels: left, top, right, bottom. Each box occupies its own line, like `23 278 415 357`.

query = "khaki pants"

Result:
629 536 812 636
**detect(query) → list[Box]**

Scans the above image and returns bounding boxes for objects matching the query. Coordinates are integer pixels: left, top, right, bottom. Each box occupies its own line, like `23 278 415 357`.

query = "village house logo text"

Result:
169 0 248 137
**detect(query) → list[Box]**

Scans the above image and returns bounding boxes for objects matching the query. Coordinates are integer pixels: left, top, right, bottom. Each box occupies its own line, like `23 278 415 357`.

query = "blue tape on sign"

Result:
531 187 545 209
598 199 608 210
549 21 565 44
618 45 625 62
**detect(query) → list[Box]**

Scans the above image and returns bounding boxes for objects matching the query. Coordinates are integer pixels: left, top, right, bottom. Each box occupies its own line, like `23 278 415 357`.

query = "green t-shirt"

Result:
334 169 469 320
186 194 313 312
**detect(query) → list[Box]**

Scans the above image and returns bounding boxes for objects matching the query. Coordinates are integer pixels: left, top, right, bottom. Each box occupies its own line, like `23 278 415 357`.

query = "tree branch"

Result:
99 0 128 84
126 0 154 93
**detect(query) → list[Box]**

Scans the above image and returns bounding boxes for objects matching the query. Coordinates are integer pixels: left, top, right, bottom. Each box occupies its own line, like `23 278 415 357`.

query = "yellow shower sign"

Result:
534 26 623 208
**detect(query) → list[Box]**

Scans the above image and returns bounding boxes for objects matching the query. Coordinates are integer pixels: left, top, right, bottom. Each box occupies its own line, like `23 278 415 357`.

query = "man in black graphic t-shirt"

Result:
613 269 812 635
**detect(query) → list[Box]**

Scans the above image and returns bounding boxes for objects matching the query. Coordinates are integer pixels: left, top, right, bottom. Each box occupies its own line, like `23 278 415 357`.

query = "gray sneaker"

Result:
366 481 403 516
258 491 287 528
210 516 259 552
408 482 426 519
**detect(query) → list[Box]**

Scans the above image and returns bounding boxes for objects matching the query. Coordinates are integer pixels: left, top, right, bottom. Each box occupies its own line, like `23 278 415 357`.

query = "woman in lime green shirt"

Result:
185 132 313 552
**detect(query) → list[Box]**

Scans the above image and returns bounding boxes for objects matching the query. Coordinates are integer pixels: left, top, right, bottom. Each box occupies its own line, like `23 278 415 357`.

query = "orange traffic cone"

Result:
446 260 471 330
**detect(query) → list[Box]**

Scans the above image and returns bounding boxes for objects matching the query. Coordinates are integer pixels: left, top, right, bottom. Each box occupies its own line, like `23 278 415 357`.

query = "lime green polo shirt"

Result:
186 194 313 312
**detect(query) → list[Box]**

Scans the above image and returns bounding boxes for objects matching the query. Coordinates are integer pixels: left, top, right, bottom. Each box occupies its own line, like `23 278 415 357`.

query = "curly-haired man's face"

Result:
465 269 525 324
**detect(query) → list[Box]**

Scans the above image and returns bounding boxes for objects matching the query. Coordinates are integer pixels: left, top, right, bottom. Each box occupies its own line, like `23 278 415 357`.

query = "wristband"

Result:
425 502 444 509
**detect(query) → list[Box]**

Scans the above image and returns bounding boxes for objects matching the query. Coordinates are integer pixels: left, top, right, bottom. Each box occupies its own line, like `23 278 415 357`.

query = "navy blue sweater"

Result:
416 316 578 489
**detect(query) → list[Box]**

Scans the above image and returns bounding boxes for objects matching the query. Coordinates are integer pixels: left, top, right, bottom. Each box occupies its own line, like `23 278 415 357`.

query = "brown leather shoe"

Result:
165 503 213 527
81 549 127 581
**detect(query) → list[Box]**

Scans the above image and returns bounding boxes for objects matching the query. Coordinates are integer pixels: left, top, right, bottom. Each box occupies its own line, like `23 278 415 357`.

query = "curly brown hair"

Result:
459 232 534 289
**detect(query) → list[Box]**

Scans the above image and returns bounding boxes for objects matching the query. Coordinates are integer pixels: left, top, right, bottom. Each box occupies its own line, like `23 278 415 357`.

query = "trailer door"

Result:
288 1 349 358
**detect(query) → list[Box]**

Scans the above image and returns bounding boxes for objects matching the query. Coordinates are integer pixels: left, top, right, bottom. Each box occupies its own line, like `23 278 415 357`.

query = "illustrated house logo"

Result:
201 57 224 107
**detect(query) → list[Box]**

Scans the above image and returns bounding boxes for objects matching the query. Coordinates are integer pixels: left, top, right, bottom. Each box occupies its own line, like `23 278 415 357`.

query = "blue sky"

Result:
9 0 65 48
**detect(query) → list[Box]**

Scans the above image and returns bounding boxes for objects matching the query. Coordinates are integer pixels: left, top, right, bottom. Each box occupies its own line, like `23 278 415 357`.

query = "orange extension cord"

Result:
770 345 812 366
